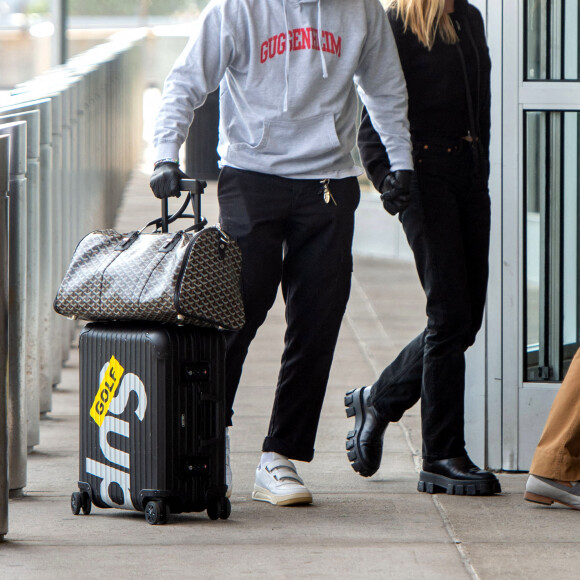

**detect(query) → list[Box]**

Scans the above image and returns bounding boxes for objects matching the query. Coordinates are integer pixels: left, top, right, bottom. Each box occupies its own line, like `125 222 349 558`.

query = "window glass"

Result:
525 110 580 381
526 0 580 80
525 112 545 376
561 112 580 374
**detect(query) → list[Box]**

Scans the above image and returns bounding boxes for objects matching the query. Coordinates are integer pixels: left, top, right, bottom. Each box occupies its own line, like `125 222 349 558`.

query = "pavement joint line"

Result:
397 419 422 470
348 270 480 578
431 494 481 580
345 274 394 377
410 437 484 580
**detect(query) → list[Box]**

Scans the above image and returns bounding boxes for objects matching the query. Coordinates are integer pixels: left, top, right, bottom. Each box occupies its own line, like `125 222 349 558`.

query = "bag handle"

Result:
146 178 208 233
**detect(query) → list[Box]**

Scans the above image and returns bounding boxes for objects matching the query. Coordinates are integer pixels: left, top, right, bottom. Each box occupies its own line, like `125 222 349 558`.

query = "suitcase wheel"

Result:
207 497 231 521
71 492 81 515
144 499 169 525
220 497 231 520
81 492 92 514
71 491 92 516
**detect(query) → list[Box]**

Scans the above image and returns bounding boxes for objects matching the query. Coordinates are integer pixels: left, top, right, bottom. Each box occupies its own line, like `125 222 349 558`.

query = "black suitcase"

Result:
70 180 231 524
71 321 230 524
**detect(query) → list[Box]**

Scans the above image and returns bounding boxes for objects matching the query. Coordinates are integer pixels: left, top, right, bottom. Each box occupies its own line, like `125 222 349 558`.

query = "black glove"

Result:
149 162 189 199
380 170 413 216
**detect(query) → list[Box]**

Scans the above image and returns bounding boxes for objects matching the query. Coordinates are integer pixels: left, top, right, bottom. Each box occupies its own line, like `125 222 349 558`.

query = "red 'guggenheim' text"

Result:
260 28 342 63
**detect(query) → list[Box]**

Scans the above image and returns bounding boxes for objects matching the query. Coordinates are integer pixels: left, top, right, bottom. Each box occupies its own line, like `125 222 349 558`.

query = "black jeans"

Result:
218 167 360 462
370 141 491 462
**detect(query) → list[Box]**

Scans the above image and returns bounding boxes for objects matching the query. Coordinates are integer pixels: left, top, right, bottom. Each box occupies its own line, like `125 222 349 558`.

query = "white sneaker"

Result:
252 458 313 506
225 428 232 499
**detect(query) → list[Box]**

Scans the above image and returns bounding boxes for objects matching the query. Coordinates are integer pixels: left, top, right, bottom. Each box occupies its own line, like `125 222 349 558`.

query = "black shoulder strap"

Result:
454 18 481 163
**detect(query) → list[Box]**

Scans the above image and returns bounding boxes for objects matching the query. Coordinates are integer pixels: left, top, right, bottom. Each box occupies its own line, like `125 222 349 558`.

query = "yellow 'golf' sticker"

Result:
90 356 125 427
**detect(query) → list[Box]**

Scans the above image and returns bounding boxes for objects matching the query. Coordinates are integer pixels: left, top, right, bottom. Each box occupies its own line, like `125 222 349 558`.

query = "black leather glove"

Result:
149 162 189 199
380 170 413 216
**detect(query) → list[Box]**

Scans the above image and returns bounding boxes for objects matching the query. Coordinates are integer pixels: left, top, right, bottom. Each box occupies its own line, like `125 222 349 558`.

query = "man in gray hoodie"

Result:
150 0 413 506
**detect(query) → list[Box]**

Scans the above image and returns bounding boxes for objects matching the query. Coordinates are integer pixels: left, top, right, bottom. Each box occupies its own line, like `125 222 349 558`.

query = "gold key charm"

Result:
320 179 337 205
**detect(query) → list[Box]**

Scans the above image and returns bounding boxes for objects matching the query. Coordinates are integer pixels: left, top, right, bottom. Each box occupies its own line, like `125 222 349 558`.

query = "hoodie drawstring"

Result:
282 0 327 112
282 0 291 112
317 0 328 79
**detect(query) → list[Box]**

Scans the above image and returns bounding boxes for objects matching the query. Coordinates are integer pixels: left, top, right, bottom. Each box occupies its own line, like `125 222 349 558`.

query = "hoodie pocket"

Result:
229 114 341 168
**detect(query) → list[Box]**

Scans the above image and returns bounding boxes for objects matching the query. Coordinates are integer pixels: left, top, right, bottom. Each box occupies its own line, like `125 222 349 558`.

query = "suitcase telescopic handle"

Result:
180 178 206 229
159 178 207 233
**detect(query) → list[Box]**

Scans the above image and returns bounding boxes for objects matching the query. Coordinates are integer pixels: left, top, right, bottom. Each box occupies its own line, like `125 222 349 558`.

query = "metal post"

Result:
0 99 58 397
66 78 81 349
0 121 28 492
21 81 77 364
0 134 10 540
52 0 68 67
56 84 76 364
8 91 68 379
0 111 43 449
44 92 69 374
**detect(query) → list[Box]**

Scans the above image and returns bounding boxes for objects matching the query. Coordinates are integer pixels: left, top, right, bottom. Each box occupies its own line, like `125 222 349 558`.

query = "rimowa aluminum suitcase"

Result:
71 321 230 524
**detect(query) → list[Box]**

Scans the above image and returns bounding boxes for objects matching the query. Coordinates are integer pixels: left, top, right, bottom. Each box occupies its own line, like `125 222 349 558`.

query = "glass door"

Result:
502 0 580 470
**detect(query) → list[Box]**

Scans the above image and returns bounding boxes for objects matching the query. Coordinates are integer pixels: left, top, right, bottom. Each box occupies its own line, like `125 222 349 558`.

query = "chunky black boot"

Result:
418 456 502 496
345 386 389 477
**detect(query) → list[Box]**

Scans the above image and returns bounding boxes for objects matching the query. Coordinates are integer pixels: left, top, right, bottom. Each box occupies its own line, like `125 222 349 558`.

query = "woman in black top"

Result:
345 0 501 495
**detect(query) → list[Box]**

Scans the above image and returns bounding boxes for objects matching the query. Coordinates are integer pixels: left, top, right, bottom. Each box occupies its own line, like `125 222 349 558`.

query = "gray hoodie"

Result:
154 0 412 179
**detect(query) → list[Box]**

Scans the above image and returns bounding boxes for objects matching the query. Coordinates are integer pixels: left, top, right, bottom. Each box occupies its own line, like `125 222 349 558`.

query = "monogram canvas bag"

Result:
54 181 245 330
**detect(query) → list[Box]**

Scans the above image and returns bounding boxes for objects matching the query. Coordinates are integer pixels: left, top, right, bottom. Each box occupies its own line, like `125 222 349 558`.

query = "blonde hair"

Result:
389 0 459 50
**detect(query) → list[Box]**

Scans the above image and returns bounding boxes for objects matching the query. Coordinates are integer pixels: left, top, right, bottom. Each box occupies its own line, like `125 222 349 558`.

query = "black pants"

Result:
370 142 491 462
218 167 360 462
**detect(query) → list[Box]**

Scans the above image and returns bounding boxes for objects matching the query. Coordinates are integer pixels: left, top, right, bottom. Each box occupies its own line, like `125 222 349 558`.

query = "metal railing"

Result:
0 120 28 494
0 29 145 539
0 134 10 541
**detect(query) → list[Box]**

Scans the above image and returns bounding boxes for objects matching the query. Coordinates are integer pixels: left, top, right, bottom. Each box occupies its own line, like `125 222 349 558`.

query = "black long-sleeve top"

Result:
358 0 491 191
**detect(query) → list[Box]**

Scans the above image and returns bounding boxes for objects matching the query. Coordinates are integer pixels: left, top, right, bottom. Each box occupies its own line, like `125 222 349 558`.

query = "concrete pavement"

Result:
2 162 580 579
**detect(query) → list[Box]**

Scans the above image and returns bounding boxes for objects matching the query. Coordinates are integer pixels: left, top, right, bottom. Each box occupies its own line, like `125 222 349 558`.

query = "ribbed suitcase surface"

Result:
73 322 230 524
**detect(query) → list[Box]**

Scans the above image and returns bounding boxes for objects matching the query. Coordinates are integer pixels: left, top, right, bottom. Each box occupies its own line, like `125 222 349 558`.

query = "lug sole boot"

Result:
345 386 389 477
